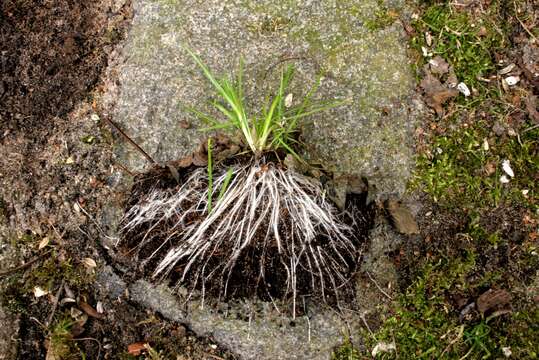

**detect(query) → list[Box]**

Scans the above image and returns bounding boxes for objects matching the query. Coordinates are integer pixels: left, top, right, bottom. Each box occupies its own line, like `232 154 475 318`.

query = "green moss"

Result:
47 313 87 360
24 255 95 293
335 1 538 358
412 117 538 210
334 251 539 359
410 2 504 91
364 1 398 31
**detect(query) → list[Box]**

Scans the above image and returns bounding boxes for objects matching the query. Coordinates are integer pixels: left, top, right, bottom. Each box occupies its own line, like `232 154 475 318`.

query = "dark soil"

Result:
0 1 236 359
0 0 127 133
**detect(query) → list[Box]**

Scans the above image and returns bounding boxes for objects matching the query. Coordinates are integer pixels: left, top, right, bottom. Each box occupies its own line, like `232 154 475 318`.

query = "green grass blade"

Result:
217 167 234 205
286 100 347 121
185 106 221 126
207 138 213 214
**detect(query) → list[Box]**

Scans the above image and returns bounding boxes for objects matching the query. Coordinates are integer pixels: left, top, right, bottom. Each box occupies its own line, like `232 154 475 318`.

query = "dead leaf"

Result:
446 70 458 88
70 307 88 337
505 76 520 86
401 20 415 36
372 341 396 357
420 71 458 115
429 56 450 75
33 286 49 298
192 149 208 166
484 162 496 176
59 297 76 306
79 301 105 319
175 154 193 168
525 95 539 124
179 120 191 129
82 257 97 269
96 301 104 314
167 164 180 183
476 289 512 314
386 200 420 235
128 342 148 356
457 82 471 97
215 144 240 161
498 63 516 75
38 237 50 249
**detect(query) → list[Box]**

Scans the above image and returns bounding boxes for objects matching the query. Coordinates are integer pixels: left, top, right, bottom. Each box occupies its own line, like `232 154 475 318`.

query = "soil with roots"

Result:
119 154 376 314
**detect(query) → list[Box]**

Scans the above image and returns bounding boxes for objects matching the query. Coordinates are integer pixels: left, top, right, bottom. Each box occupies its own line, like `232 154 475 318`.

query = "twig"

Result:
104 117 157 165
0 250 53 277
46 279 65 327
365 271 393 300
441 325 464 357
114 161 137 177
360 311 374 337
523 123 539 133
513 1 538 42
73 337 102 359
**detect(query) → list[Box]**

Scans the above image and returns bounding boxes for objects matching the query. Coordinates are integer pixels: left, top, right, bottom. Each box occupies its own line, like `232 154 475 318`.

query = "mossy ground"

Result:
335 0 538 358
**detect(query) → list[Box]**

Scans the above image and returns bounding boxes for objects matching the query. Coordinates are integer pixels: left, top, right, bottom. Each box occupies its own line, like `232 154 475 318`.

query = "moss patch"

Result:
334 0 539 358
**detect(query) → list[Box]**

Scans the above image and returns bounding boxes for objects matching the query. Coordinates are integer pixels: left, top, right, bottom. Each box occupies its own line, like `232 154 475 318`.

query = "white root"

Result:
121 158 358 317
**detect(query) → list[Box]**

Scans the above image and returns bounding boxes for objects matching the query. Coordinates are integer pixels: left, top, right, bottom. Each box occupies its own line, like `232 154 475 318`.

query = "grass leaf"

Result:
207 138 213 214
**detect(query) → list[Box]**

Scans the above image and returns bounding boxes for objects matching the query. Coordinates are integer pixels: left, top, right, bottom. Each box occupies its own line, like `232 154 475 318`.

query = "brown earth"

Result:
0 1 235 358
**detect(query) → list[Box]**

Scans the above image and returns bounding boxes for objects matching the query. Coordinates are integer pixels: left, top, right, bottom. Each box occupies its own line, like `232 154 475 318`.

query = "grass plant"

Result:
121 48 356 317
185 47 341 159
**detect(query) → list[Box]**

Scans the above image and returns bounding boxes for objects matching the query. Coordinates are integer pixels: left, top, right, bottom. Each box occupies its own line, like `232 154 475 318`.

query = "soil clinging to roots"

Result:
120 156 373 316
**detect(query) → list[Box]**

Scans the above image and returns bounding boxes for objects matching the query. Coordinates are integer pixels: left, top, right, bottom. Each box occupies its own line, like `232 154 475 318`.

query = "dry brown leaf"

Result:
179 120 191 129
192 152 208 166
128 342 148 356
82 257 97 269
386 200 420 235
429 56 450 75
33 286 49 298
79 301 105 319
420 71 458 116
477 289 512 314
38 237 50 250
525 95 539 124
175 154 193 168
484 162 496 176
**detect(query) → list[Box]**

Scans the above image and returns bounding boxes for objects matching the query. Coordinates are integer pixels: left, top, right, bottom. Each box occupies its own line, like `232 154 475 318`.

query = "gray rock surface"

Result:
103 0 418 358
107 0 416 198
130 280 358 360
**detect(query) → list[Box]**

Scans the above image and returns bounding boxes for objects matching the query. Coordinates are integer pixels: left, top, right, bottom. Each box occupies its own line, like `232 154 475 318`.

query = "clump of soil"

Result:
119 152 375 312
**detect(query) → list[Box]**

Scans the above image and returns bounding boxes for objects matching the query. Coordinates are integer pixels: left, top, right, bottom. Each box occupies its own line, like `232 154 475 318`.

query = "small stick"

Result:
0 250 53 277
365 271 393 300
104 117 157 165
46 279 65 326
73 337 102 360
360 312 374 337
114 161 137 177
513 1 538 42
